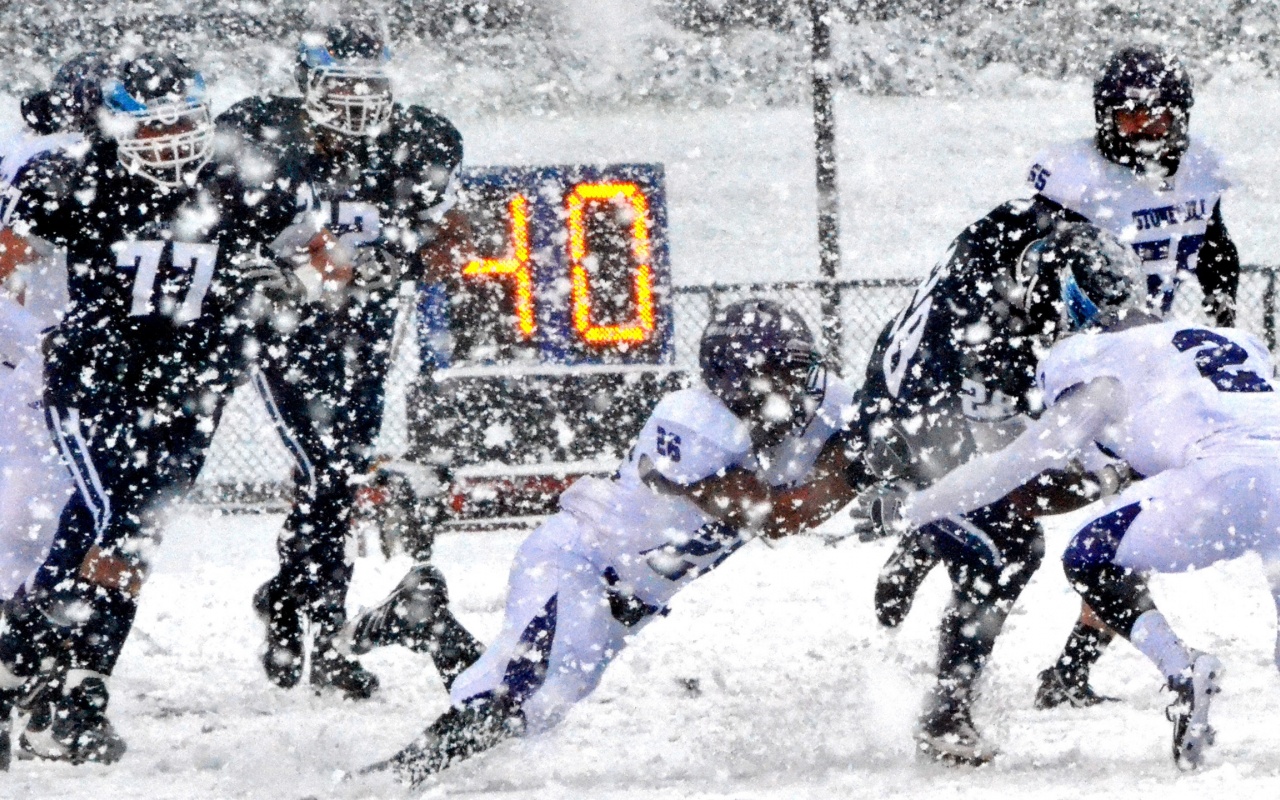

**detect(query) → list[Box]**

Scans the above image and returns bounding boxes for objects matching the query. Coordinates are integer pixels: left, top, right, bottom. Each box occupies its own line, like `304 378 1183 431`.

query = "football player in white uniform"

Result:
873 45 1240 715
1028 46 1237 325
357 300 860 786
876 223 1271 770
0 54 111 601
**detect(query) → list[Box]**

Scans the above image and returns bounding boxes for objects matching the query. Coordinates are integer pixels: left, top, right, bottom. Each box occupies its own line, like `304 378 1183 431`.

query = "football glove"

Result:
850 483 909 542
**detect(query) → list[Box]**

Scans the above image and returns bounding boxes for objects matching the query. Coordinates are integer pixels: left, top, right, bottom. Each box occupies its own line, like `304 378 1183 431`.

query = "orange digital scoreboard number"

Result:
427 164 671 366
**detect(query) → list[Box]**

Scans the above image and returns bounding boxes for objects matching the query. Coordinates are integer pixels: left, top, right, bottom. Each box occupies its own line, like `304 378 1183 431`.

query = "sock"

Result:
1129 610 1192 681
1055 621 1114 685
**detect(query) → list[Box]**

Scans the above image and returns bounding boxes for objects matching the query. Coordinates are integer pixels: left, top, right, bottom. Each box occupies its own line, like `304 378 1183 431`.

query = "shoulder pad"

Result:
1176 139 1230 193
651 388 753 455
1026 139 1104 212
388 104 463 165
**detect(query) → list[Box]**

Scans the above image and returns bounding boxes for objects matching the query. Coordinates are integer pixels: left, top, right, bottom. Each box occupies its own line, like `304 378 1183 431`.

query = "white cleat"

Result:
1168 652 1224 771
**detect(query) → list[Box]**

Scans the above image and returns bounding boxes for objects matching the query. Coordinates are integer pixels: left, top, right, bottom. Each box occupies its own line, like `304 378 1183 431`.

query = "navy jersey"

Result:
859 195 1078 432
216 96 462 287
5 137 303 411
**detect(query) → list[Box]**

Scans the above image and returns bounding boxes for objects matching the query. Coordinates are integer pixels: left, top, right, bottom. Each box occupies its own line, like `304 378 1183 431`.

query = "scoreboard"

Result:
412 163 685 519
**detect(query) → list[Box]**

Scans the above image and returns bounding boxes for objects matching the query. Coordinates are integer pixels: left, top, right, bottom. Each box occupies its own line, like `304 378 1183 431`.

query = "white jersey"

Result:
1039 321 1280 478
1028 138 1229 306
558 379 856 607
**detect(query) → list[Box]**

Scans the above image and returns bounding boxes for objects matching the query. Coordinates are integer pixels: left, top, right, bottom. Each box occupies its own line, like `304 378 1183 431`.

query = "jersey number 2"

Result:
114 241 218 324
1172 328 1274 393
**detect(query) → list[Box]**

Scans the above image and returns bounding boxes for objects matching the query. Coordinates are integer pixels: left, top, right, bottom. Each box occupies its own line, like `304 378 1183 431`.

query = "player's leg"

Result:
870 410 977 629
376 515 643 785
1034 601 1118 709
916 499 1043 765
0 369 72 601
1060 465 1253 769
250 348 378 698
347 562 484 691
0 404 139 765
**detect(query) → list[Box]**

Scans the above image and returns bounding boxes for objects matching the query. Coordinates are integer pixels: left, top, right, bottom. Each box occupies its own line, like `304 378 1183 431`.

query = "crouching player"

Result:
357 299 859 785
877 222 1274 769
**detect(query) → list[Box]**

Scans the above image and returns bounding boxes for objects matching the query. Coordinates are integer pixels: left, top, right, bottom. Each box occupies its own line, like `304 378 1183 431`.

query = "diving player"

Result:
884 221 1271 770
0 52 304 767
864 45 1240 747
217 12 466 699
358 299 860 786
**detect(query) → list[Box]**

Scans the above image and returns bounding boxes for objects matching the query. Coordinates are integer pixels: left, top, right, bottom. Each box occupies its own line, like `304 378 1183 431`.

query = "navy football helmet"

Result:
1094 46 1194 175
22 52 113 135
296 16 393 137
1020 222 1146 333
100 52 214 188
699 298 827 447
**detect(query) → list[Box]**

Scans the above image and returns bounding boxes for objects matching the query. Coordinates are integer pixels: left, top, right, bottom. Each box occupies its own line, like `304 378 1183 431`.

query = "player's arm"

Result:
639 455 775 535
765 435 861 538
1195 200 1239 327
419 206 474 284
899 377 1123 530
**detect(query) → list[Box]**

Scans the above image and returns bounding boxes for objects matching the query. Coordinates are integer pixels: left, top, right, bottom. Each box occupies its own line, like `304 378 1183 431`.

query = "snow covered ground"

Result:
6 78 1280 798
8 507 1280 799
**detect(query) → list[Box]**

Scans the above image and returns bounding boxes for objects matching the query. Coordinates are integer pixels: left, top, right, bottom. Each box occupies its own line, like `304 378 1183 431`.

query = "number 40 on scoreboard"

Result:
419 163 673 368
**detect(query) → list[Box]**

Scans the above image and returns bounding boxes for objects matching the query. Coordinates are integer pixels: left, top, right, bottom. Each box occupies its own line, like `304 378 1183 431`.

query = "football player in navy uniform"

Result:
0 52 304 767
217 13 469 699
887 222 1274 770
354 300 863 787
854 46 1241 764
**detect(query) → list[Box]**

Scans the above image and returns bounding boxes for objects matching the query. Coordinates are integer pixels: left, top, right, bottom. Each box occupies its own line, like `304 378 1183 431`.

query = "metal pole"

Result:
1265 269 1277 352
809 0 843 364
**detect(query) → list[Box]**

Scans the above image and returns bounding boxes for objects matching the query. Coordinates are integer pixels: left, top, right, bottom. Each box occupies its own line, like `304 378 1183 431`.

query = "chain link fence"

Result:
189 265 1280 508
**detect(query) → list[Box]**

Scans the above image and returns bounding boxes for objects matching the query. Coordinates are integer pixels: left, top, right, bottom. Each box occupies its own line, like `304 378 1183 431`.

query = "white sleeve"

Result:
900 378 1123 528
0 295 43 364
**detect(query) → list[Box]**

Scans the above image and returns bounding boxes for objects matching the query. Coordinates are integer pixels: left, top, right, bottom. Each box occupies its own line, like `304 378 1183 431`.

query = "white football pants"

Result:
0 361 72 598
449 513 652 734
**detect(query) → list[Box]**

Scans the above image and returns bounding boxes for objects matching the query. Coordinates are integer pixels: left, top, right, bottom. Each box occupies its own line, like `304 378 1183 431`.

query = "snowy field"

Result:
5 79 1280 798
7 508 1280 800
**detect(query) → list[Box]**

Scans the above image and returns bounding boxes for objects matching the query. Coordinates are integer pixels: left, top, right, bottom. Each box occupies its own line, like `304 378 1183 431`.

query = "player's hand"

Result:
850 483 909 542
307 229 356 286
244 261 305 305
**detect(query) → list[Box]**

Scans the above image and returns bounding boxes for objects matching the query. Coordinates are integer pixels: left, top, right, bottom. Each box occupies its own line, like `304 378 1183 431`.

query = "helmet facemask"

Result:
102 64 214 189
303 60 392 136
1093 47 1194 176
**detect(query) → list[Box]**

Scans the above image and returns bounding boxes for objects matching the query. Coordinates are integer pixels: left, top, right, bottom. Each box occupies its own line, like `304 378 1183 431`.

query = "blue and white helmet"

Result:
699 298 827 446
1021 222 1148 333
100 52 214 188
296 17 393 137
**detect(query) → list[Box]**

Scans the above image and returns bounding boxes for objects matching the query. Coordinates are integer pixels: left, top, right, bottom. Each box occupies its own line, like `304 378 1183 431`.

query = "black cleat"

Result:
350 565 449 655
915 703 997 766
1168 653 1223 771
366 700 522 787
310 648 379 701
254 578 304 690
874 529 939 628
1034 667 1119 709
31 676 128 765
0 685 18 771
15 677 60 762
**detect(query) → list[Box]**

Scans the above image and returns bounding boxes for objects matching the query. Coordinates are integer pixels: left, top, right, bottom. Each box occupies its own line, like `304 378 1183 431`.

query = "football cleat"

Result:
915 704 998 766
1034 667 1119 710
874 529 939 628
24 675 128 765
367 700 522 787
349 564 449 655
254 578 305 690
15 678 60 762
310 647 379 701
1167 652 1223 770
